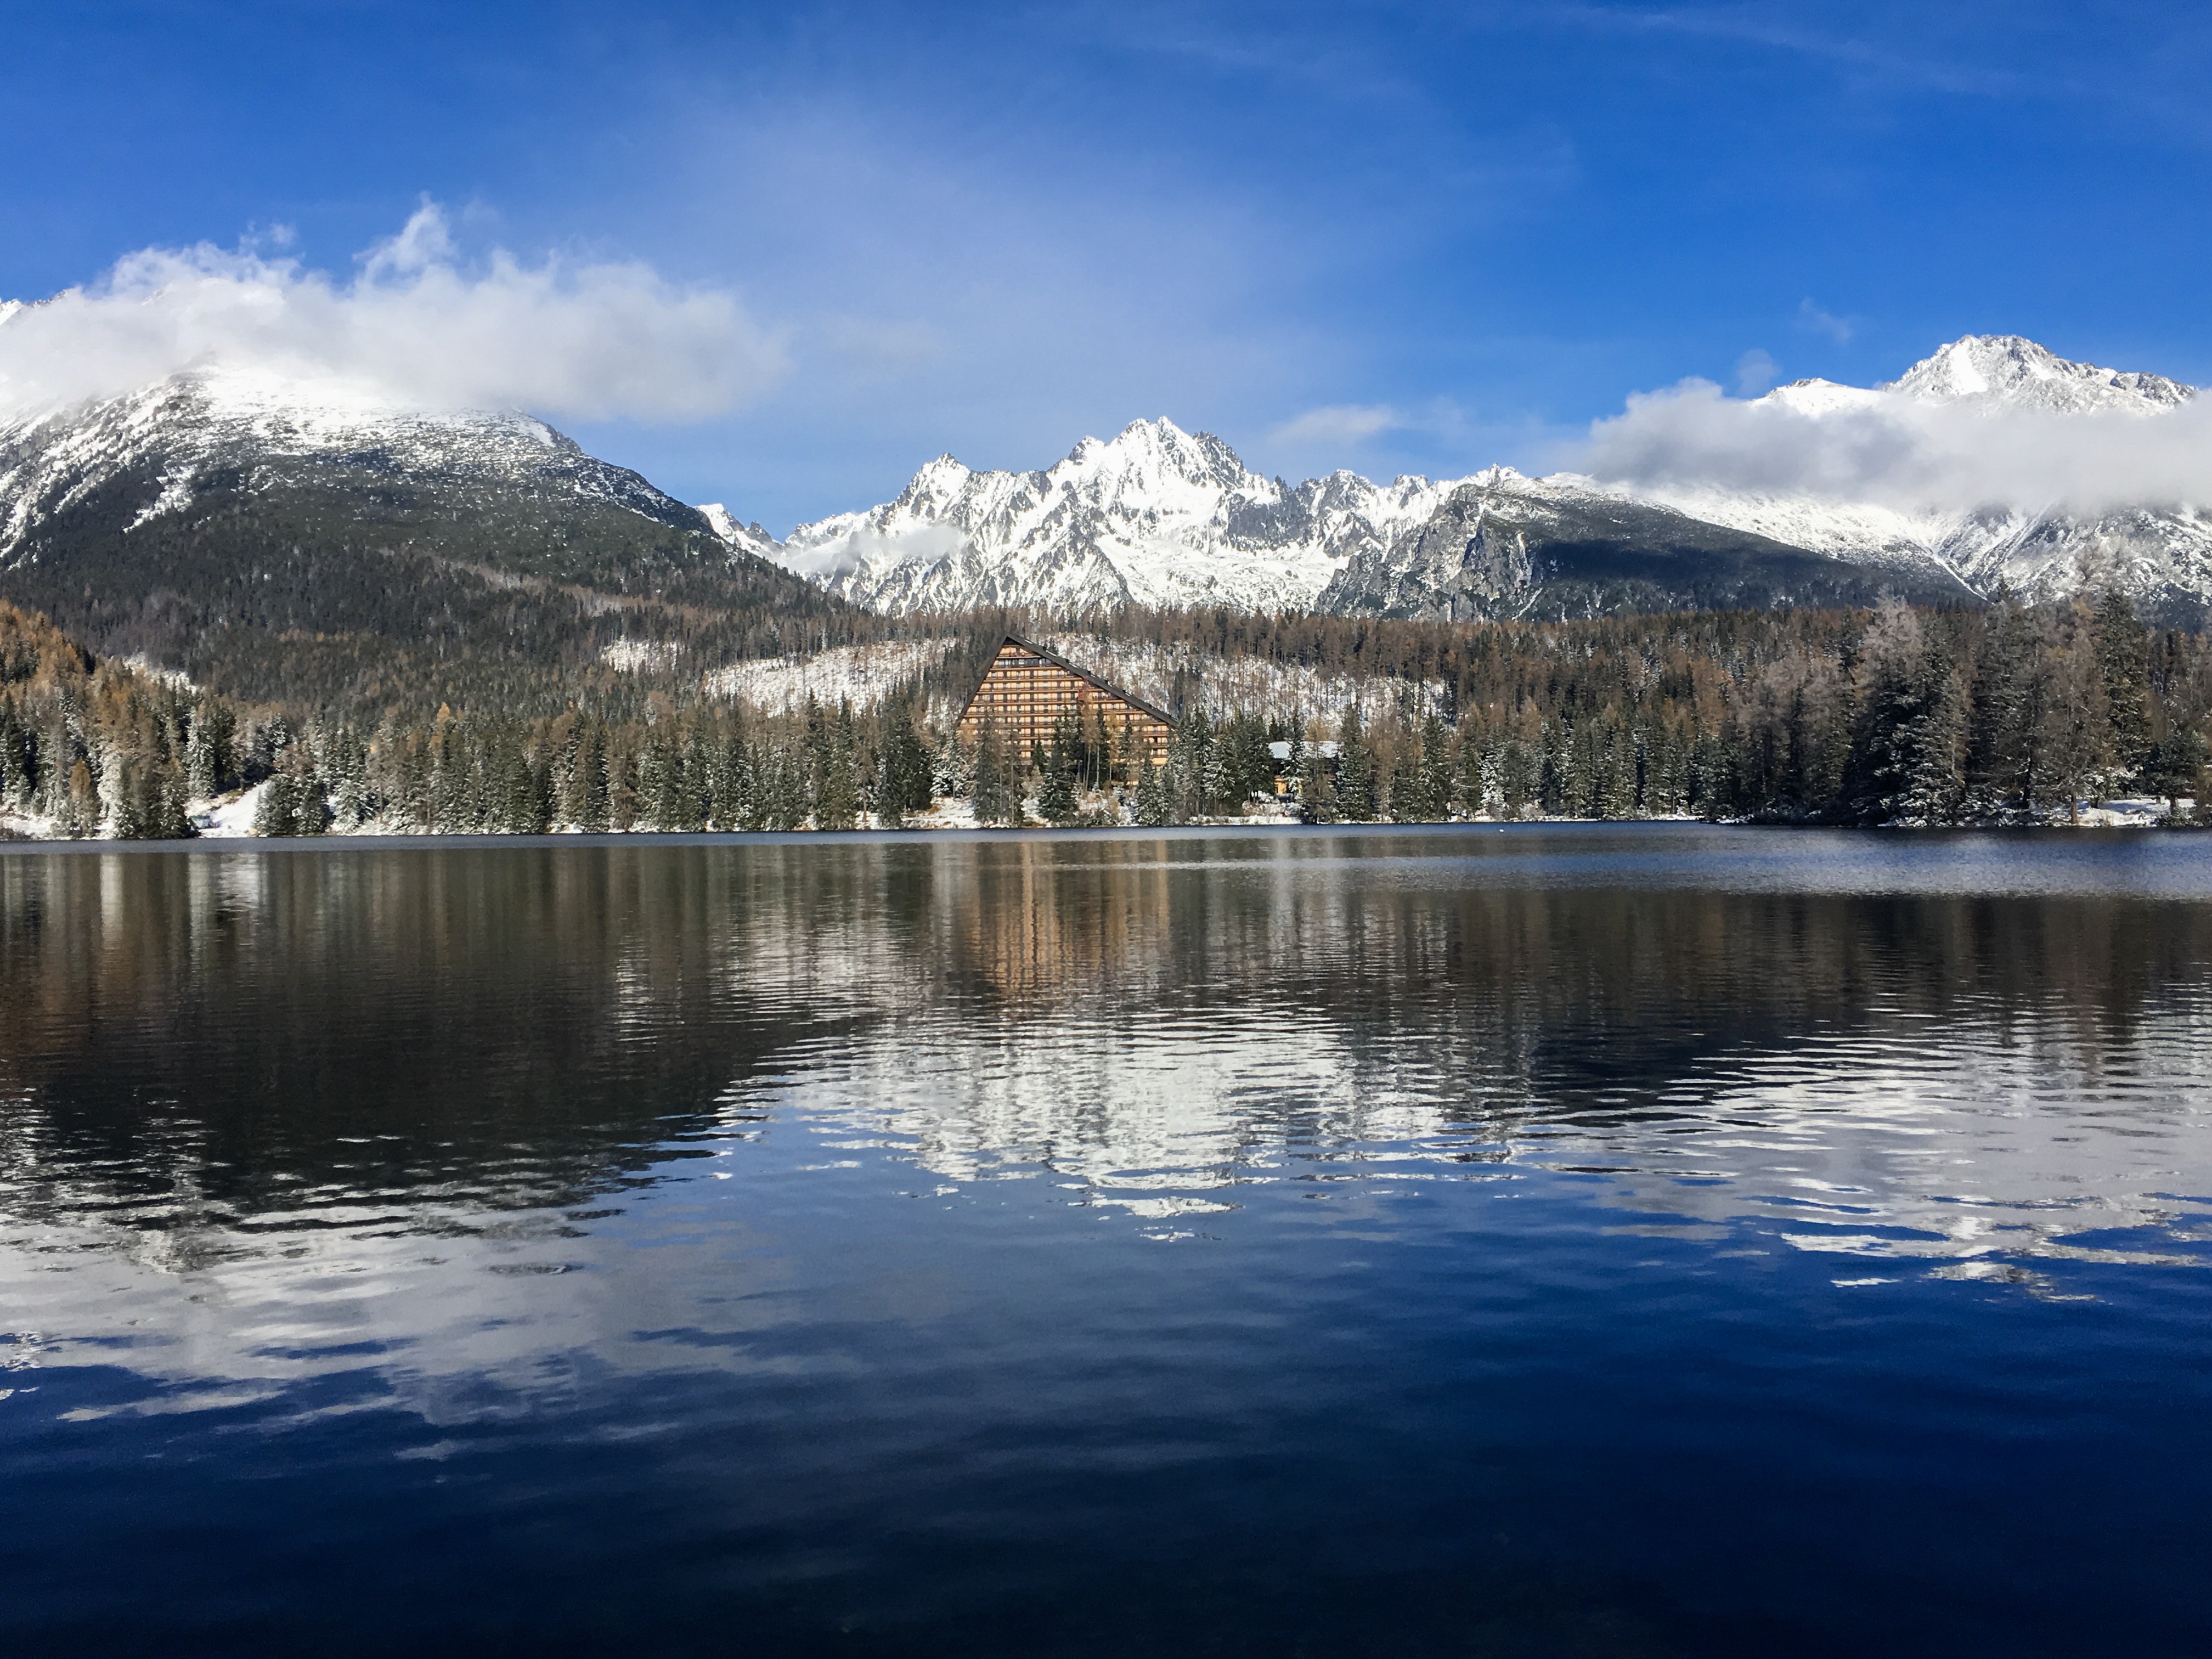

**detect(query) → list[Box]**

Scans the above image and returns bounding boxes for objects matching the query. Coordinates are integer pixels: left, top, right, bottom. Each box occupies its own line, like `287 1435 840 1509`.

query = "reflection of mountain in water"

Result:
806 836 2212 1267
2 832 2210 1285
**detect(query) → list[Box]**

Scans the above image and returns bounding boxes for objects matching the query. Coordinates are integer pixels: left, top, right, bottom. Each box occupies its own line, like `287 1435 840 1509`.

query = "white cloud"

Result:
1797 298 1857 343
1578 377 2212 515
1267 402 1406 447
0 204 788 425
1734 348 1779 396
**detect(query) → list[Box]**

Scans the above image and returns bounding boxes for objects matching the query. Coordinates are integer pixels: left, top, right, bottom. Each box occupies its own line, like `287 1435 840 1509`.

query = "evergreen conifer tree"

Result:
1037 740 1079 825
2092 589 2152 774
970 720 1022 826
253 772 298 837
1335 708 1375 821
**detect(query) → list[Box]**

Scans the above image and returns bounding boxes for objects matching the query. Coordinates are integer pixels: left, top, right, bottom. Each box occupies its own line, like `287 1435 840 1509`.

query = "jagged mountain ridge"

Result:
0 368 843 715
743 418 1458 614
1315 466 1977 619
733 336 2209 624
0 366 712 560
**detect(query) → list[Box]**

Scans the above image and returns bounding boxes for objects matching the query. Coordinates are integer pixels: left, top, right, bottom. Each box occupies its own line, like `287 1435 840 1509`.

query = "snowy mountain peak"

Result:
1757 378 1887 416
768 419 1454 614
1063 417 1262 496
0 368 714 566
1883 335 2194 414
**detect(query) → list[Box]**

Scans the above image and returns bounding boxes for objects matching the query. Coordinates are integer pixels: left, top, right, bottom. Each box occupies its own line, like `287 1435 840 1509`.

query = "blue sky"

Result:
4 1 2210 529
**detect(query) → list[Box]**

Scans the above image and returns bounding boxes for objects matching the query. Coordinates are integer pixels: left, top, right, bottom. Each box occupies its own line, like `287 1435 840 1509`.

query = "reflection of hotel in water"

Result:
945 839 1178 1006
953 636 1175 776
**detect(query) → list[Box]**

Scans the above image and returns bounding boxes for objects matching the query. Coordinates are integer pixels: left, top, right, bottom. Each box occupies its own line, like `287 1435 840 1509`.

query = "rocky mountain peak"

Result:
1883 335 2194 414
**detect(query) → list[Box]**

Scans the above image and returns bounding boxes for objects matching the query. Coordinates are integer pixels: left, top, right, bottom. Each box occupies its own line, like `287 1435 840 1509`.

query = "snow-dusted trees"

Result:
1 589 2208 840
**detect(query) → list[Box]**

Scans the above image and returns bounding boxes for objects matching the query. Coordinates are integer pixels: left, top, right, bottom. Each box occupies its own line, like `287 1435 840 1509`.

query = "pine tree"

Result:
290 763 331 836
562 721 611 832
1133 755 1176 826
1335 708 1375 821
971 719 1022 826
253 772 298 837
2092 589 2153 774
2143 725 2210 816
185 703 234 798
1967 600 2039 815
1036 741 1079 825
873 706 935 826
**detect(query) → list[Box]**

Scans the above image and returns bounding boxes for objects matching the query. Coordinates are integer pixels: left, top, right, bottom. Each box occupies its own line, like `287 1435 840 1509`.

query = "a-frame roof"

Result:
961 634 1176 728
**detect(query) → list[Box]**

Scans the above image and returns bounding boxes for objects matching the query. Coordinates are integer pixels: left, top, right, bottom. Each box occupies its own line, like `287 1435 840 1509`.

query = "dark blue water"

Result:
3 824 2209 1656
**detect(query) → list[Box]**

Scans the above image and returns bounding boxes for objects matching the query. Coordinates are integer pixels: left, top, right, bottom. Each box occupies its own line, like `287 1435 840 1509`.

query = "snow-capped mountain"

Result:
1883 334 2192 414
728 336 2211 625
0 366 828 711
1314 464 1974 619
0 365 710 563
1626 337 2212 614
763 417 1458 614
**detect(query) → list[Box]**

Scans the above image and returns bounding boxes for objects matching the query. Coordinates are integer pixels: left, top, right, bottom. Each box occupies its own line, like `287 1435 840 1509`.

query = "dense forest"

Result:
3 590 2208 839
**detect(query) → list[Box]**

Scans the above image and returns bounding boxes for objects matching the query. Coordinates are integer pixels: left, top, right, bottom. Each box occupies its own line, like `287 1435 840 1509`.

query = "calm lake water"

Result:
3 823 2209 1657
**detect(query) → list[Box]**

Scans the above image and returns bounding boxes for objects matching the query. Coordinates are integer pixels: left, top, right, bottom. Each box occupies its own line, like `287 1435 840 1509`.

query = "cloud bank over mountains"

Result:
6 202 2207 538
1578 352 2209 517
0 204 785 426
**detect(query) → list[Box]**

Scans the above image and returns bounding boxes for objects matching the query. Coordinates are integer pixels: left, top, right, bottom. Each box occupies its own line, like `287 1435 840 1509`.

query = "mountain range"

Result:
719 335 2209 624
1 333 2204 719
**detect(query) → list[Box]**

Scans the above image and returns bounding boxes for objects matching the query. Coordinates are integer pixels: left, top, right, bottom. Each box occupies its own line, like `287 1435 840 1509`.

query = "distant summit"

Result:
1881 334 2193 414
763 416 1459 614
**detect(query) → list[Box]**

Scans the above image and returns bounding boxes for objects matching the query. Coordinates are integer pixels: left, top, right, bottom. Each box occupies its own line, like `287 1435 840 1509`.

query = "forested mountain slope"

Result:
0 371 855 719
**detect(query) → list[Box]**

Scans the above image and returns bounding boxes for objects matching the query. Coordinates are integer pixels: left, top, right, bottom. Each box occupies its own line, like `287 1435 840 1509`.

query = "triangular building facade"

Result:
953 636 1174 777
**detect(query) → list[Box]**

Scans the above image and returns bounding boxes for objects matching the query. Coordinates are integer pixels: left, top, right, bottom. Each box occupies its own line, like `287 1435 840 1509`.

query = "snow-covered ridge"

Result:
716 337 2212 622
0 367 708 566
749 416 1459 616
1625 336 2210 603
1881 334 2193 414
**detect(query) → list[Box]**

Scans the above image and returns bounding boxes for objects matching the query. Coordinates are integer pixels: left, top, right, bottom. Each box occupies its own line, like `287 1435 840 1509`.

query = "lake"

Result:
3 823 2209 1656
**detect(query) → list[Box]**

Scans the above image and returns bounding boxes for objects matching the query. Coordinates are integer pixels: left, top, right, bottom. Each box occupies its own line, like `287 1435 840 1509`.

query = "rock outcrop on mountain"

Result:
0 369 838 714
1314 467 1976 619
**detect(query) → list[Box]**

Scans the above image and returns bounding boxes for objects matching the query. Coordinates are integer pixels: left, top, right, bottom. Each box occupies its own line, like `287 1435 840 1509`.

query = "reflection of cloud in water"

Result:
772 1011 1457 1209
771 973 2212 1282
7 828 2212 1428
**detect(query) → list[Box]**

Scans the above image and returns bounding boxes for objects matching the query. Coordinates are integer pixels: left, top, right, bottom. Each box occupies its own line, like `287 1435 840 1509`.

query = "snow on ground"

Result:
704 640 952 713
1029 633 1448 729
601 639 683 672
190 785 267 837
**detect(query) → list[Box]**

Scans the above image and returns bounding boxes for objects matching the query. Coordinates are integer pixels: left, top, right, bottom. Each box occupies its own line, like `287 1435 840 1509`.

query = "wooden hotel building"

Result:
953 636 1175 776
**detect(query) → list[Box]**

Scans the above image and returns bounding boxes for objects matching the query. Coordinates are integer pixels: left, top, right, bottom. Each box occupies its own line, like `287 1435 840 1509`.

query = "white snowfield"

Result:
700 640 952 714
716 335 2211 618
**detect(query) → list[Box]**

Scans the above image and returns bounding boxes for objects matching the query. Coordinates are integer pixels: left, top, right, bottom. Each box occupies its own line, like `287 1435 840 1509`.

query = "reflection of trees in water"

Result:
2 836 2209 1267
0 848 880 1234
859 837 2212 1263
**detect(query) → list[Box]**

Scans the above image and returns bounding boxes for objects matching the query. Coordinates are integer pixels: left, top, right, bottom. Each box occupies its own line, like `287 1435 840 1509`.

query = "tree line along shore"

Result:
2 590 2208 840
